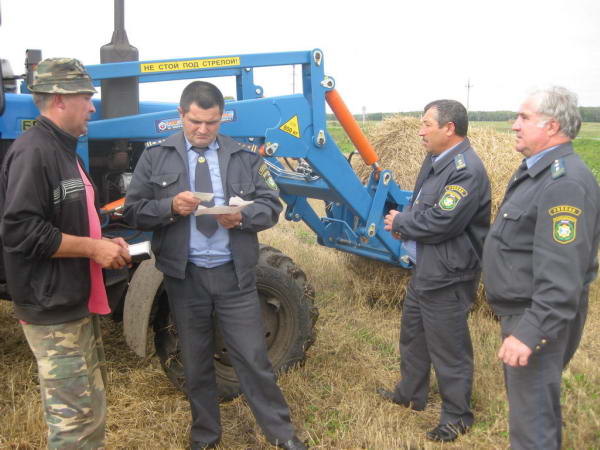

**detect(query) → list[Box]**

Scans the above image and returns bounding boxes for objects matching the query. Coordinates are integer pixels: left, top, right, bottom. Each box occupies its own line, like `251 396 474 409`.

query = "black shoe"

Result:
275 435 308 450
376 387 424 411
426 422 468 442
377 387 402 404
190 439 220 449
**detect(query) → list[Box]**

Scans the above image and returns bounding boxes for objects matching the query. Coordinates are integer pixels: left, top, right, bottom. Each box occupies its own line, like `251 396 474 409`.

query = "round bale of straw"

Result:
345 115 521 309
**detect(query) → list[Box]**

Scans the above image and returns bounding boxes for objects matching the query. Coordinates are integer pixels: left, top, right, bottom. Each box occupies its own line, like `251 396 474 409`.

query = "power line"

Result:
465 78 474 110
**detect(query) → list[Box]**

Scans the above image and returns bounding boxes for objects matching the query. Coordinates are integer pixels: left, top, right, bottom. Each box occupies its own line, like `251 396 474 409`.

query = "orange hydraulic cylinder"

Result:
325 89 380 168
101 197 125 213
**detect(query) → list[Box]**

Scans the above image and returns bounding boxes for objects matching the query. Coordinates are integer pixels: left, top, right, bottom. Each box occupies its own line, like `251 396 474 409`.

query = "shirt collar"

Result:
526 145 559 169
431 140 462 163
184 136 219 152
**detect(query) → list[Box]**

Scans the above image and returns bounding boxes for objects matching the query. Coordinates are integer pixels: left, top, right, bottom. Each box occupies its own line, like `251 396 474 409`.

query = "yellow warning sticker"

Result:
140 57 241 73
280 115 300 138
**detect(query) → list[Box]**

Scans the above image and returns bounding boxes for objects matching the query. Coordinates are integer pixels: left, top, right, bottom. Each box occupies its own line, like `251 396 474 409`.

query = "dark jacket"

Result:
482 143 600 351
123 132 282 288
392 138 491 289
0 116 93 325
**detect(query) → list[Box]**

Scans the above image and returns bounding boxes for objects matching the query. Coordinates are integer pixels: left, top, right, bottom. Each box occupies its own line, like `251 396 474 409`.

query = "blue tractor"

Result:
0 1 412 399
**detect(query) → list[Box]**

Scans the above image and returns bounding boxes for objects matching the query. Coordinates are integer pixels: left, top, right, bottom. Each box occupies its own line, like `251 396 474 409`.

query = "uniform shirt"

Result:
403 143 460 264
392 138 491 289
185 137 232 268
124 132 282 284
482 142 600 352
526 145 558 169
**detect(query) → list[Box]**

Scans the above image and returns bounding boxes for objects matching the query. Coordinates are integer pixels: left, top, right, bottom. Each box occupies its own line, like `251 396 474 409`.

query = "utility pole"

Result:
465 78 474 110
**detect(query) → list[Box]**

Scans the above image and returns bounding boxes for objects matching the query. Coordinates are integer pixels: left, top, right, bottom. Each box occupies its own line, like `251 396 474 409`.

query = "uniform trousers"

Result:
500 296 588 450
22 316 106 450
393 278 476 427
164 261 295 445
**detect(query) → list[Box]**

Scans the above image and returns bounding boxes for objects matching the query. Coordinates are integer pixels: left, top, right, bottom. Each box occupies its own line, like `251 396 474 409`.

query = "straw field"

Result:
1 119 599 449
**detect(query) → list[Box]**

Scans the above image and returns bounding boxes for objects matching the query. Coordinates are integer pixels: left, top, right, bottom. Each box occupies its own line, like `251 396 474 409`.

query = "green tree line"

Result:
328 107 600 122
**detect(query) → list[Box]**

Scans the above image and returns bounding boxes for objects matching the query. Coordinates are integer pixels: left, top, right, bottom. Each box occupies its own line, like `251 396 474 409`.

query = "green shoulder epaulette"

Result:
551 158 566 179
454 154 466 171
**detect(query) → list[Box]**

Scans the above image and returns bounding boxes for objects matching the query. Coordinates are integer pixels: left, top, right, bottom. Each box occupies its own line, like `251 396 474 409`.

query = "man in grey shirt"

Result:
125 81 305 450
380 100 490 443
482 86 600 450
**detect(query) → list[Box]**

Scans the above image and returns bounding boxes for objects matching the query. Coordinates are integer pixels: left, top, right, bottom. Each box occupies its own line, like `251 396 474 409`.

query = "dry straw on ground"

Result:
347 116 520 307
1 221 598 449
1 117 598 448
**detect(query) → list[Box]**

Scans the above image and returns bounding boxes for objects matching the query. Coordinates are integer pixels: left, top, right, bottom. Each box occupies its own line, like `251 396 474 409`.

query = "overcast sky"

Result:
2 0 599 113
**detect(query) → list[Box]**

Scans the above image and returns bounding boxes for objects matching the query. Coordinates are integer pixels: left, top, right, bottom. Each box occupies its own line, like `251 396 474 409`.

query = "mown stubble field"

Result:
1 215 599 449
1 120 599 448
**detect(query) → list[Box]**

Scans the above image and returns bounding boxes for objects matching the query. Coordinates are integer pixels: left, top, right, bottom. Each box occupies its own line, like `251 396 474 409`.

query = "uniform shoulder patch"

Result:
454 154 466 171
438 185 468 211
549 204 581 244
551 158 566 179
259 163 278 190
144 138 166 149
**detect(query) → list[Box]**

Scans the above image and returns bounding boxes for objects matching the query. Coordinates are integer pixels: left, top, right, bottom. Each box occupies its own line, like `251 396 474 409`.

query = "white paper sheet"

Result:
194 196 254 216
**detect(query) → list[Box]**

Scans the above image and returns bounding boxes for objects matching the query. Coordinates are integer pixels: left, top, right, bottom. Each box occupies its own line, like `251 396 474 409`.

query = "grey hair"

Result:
530 86 581 139
32 92 54 111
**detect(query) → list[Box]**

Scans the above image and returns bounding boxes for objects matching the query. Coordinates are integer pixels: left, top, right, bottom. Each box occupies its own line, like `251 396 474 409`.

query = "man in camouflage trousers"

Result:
0 58 130 449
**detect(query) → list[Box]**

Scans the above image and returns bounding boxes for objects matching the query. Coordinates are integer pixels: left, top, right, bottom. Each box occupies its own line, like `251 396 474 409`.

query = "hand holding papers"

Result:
192 192 215 202
194 195 254 216
128 241 152 263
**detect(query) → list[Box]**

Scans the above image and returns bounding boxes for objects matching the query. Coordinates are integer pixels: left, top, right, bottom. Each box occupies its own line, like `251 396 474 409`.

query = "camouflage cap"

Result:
29 57 97 94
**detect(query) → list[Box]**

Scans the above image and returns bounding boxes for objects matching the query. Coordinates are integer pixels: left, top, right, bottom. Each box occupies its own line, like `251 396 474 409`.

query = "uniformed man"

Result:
379 100 491 442
482 86 600 450
124 81 306 450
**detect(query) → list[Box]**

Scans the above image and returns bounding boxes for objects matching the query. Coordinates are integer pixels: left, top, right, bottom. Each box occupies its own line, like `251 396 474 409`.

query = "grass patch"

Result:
573 139 600 181
295 228 316 245
473 121 600 140
577 122 600 139
352 327 397 360
328 125 355 154
473 120 514 133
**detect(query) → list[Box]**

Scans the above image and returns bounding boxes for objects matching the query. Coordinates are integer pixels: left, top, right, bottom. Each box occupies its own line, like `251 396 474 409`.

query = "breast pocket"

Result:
495 204 525 244
413 193 436 210
149 173 181 199
230 182 256 200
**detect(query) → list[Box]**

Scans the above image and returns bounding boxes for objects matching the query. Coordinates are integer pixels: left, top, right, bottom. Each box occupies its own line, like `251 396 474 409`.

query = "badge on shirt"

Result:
259 163 278 190
549 205 581 244
439 185 468 211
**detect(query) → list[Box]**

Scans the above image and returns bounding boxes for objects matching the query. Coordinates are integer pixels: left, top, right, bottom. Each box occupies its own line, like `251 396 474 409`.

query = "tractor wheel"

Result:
153 244 318 401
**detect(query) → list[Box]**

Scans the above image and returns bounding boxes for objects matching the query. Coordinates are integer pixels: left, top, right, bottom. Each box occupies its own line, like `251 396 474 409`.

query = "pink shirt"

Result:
77 161 111 315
